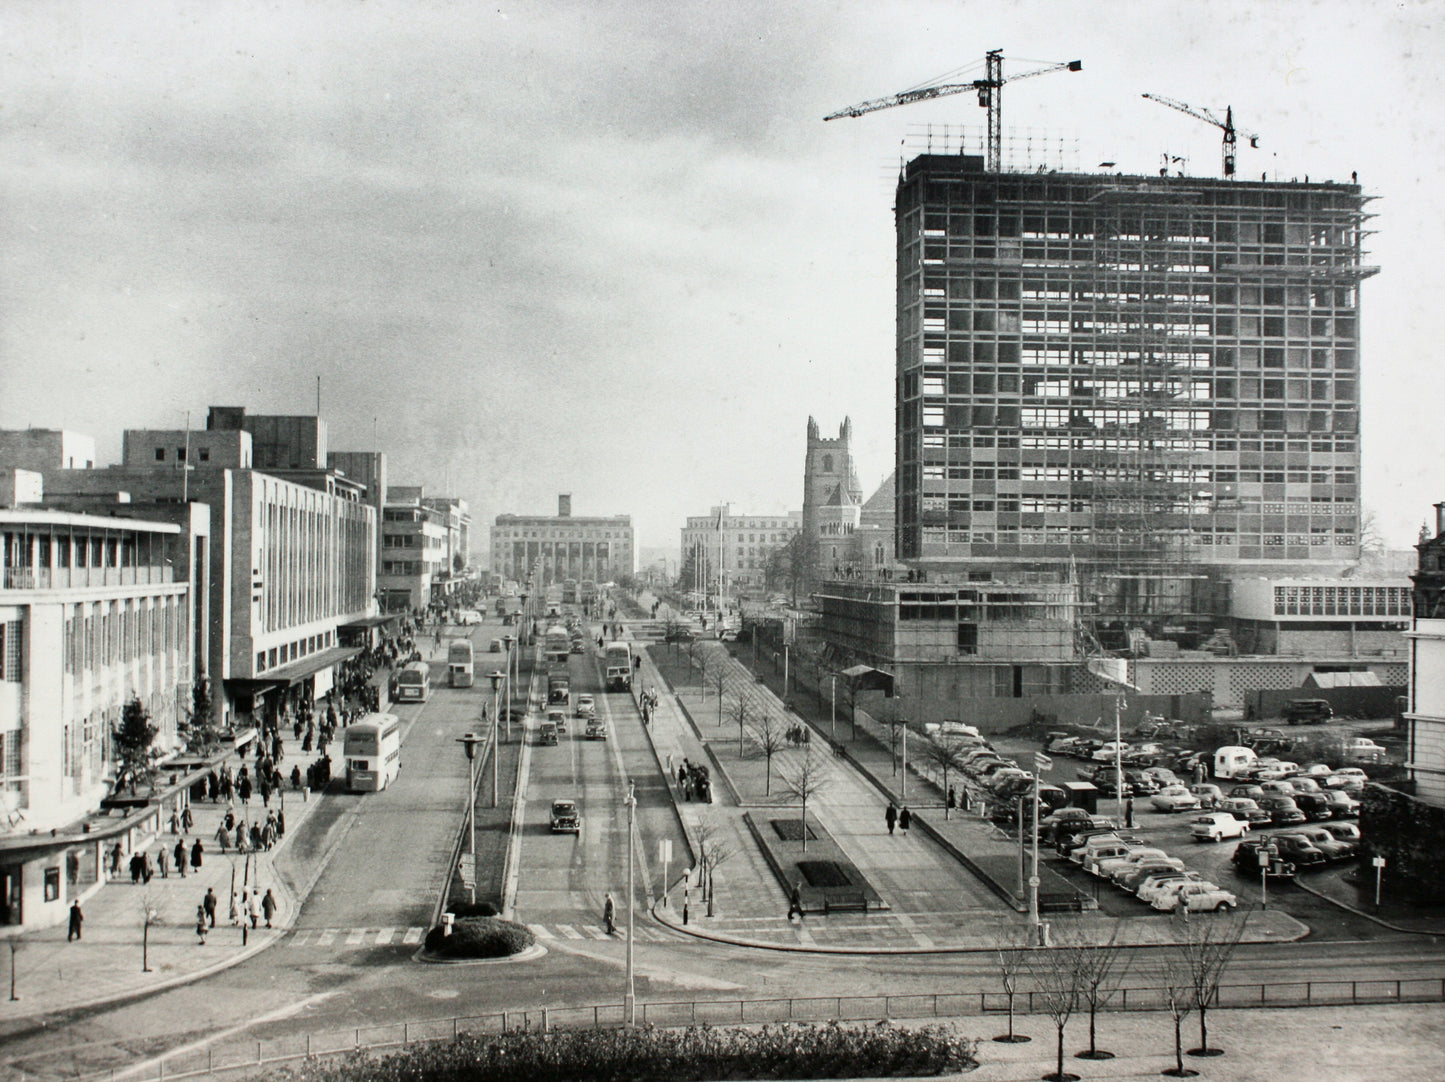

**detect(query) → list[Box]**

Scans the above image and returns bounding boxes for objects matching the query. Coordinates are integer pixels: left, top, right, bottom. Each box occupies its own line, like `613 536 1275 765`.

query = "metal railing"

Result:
63 977 1445 1081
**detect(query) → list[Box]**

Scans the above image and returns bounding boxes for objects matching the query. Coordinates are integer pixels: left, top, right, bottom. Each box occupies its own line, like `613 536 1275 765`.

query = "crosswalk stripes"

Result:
286 923 674 949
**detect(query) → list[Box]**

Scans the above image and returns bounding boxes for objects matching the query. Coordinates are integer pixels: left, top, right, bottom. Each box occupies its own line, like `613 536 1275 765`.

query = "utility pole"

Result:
624 780 637 1025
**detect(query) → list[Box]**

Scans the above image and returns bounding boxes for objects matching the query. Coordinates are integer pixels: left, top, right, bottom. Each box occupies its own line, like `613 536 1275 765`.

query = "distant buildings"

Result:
680 505 801 596
492 494 634 586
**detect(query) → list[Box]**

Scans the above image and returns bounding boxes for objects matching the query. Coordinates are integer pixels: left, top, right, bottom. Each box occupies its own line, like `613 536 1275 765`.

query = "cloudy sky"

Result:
1 1 1440 558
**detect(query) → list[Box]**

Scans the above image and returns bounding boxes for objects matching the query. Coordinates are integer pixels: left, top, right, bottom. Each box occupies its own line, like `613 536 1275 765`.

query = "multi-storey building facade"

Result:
893 155 1376 637
680 505 801 595
378 487 449 613
423 495 471 596
492 495 633 586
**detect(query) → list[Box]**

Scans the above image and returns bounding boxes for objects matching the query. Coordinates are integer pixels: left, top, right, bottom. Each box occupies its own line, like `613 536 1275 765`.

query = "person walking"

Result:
157 845 169 878
885 802 898 835
175 838 188 878
898 805 912 836
603 892 616 936
181 805 194 833
1125 797 1135 830
247 889 262 929
262 888 277 928
215 821 232 852
229 890 242 927
109 841 124 878
203 887 218 928
195 904 208 945
67 899 83 941
190 837 204 871
787 882 803 921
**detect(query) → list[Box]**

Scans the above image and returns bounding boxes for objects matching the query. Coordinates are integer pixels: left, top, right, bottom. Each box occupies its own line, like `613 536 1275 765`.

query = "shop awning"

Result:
225 645 362 693
338 614 400 630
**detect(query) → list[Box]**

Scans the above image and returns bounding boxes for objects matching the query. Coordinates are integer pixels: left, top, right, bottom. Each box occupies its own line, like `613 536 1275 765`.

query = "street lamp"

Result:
624 779 637 1025
456 732 482 904
488 671 505 808
502 634 517 742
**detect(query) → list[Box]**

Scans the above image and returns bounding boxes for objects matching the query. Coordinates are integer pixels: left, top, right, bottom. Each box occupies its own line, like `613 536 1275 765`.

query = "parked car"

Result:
1142 766 1181 788
1229 784 1267 801
1251 760 1302 781
1325 767 1368 785
1190 783 1226 809
1319 821 1362 844
1137 871 1207 904
1061 830 1124 861
1340 738 1388 764
1232 835 1327 873
1123 743 1169 766
1258 795 1307 825
1122 770 1161 795
1095 847 1172 880
1151 785 1203 813
1083 842 1142 876
1045 813 1117 846
1191 811 1251 842
1282 699 1334 725
1291 793 1333 821
1071 834 1131 865
1092 741 1133 762
1218 797 1272 825
1151 881 1239 913
550 798 582 834
1322 789 1360 817
456 609 484 626
1300 763 1335 778
1258 780 1299 798
1114 859 1187 891
1286 776 1323 794
1277 827 1355 862
1324 774 1366 793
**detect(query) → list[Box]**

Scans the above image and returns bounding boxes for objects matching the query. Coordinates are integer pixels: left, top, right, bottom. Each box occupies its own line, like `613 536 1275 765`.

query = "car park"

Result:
1151 881 1238 913
550 798 582 833
1190 811 1250 842
1151 785 1203 813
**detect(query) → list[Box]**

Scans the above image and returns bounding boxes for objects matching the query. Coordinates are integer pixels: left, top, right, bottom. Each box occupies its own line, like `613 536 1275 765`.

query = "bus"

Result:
561 578 578 605
344 712 402 791
394 661 431 702
544 625 571 664
604 641 633 691
447 638 475 688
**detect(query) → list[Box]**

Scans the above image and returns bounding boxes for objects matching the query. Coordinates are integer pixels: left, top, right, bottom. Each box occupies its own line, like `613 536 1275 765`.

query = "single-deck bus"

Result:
344 713 402 791
604 641 633 691
447 638 475 688
394 661 431 702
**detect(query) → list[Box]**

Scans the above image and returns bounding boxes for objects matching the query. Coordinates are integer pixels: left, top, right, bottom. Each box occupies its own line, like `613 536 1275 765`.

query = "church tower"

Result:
801 417 864 575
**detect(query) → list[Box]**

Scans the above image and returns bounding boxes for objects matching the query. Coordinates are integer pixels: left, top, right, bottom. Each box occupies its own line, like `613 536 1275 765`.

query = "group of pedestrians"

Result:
884 801 913 836
677 758 712 803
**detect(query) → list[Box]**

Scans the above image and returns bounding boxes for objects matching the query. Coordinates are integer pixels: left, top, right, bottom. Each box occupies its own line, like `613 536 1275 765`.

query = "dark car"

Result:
1292 792 1334 822
1258 795 1307 825
1282 699 1334 725
1232 835 1327 874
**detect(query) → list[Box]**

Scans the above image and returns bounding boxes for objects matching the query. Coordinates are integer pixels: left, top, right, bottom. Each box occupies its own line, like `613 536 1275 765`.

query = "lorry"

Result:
547 670 571 709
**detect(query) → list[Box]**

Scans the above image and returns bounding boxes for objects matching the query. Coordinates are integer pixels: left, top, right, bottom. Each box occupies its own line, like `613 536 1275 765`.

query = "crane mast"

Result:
826 50 1082 172
1142 93 1260 178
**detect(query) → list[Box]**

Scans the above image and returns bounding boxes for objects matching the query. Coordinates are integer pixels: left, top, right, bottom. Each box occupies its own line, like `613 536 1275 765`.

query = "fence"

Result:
61 978 1445 1081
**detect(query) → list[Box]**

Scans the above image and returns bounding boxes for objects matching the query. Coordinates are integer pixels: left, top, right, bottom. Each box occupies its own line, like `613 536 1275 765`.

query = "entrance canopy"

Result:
226 645 361 695
840 664 896 696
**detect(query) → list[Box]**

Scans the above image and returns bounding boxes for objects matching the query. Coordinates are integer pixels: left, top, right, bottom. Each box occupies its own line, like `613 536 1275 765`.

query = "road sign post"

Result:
1372 855 1386 912
659 838 673 909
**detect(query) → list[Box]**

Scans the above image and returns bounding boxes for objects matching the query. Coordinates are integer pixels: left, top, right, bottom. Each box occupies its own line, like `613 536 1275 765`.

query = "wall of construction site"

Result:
1233 623 1407 658
1069 655 1408 710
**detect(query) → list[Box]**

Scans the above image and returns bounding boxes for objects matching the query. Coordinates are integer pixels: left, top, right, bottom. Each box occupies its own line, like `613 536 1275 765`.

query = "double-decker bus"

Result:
344 713 402 791
393 661 431 702
544 625 571 664
604 641 633 691
561 578 579 605
447 638 475 688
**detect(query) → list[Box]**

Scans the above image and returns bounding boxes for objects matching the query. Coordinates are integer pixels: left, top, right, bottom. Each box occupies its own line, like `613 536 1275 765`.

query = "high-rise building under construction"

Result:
893 155 1377 643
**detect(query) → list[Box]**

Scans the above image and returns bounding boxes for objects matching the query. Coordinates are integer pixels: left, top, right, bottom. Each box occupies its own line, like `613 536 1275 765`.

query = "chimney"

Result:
558 493 572 518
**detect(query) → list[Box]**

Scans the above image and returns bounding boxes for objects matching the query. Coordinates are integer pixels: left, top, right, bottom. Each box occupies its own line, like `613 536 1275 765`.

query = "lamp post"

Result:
488 671 504 808
502 634 516 741
456 732 481 903
624 780 637 1025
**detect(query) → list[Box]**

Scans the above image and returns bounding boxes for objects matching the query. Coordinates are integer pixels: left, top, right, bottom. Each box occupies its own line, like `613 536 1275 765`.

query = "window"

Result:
155 448 166 461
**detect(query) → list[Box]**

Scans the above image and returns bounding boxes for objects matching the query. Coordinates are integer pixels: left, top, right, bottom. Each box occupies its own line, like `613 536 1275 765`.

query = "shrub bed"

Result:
424 916 535 958
276 1020 978 1081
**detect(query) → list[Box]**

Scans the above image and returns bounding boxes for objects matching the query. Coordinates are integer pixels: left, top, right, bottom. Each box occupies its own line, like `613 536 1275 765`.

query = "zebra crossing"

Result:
285 922 675 949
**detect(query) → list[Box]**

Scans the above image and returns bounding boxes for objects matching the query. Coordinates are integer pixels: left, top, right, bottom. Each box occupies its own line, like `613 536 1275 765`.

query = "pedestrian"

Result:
68 899 83 941
203 887 218 927
788 882 803 921
175 838 188 877
1125 797 1134 830
157 845 169 878
262 888 277 928
229 891 242 926
196 904 208 945
190 837 204 870
276 809 286 838
130 851 144 884
947 786 957 811
885 802 898 835
603 892 616 935
899 805 912 835
215 822 232 852
181 805 194 832
109 842 124 878
169 808 181 834
247 889 261 929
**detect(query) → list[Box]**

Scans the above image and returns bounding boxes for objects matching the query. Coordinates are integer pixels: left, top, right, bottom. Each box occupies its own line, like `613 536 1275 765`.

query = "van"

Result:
1282 699 1333 725
1213 745 1258 780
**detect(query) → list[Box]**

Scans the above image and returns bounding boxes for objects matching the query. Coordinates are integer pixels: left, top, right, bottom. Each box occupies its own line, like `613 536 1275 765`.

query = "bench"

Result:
100 796 153 811
823 891 869 915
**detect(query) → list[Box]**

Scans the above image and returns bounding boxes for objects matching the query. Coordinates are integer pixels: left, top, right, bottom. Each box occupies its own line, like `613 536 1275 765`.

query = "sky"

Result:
1 0 1442 559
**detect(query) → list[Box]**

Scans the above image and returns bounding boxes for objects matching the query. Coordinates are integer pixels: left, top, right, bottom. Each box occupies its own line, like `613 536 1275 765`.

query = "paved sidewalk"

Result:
1 772 325 1021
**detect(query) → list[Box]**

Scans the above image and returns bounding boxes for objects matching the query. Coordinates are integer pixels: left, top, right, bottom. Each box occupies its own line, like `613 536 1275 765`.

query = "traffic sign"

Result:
1033 752 1053 772
659 839 673 864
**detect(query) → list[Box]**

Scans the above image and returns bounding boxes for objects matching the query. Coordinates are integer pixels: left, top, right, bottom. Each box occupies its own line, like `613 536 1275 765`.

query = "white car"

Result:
1094 847 1171 880
1251 760 1300 781
1150 881 1238 913
1110 856 1185 887
1150 785 1203 813
1137 871 1205 903
1092 741 1132 762
575 694 596 719
456 609 484 625
1190 811 1250 842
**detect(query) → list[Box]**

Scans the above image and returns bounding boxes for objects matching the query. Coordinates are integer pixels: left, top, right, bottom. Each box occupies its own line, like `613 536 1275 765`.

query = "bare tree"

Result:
139 892 161 973
728 696 751 757
691 815 735 918
1027 942 1083 1082
1066 927 1130 1061
1176 908 1248 1058
991 924 1034 1044
749 712 788 797
921 737 967 819
1161 974 1198 1078
778 745 833 852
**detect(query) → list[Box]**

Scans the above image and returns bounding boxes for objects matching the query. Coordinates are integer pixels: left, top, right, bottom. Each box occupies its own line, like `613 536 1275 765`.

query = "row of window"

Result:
153 445 213 462
915 526 1359 546
1273 586 1411 617
254 630 337 675
62 598 184 674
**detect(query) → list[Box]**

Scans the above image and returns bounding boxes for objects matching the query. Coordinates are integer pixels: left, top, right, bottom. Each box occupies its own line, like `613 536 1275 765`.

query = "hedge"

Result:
274 1020 978 1081
424 916 535 958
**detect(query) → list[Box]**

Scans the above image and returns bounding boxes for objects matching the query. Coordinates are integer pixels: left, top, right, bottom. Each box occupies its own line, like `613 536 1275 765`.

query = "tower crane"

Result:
1142 93 1259 179
825 50 1082 173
